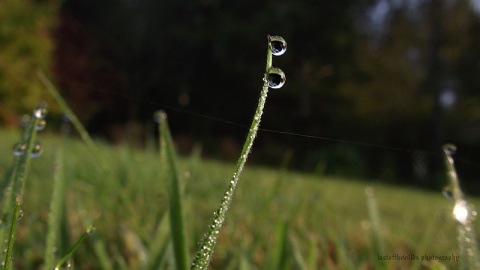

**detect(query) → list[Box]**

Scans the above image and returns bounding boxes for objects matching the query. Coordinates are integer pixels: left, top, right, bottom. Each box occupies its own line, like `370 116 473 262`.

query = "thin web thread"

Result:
48 82 479 166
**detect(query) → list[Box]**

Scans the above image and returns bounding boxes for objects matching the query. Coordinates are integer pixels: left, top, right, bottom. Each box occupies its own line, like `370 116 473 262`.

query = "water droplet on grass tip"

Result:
36 119 46 131
443 144 457 156
269 35 287 56
267 66 286 89
31 142 43 158
33 103 47 119
153 110 167 123
13 142 27 156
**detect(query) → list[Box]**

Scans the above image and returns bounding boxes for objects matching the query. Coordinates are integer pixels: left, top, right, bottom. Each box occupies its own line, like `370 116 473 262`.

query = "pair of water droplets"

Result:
13 104 47 158
267 35 287 89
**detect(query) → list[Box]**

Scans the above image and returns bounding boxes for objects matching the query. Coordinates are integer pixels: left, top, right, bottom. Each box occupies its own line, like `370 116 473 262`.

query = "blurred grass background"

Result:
1 127 477 268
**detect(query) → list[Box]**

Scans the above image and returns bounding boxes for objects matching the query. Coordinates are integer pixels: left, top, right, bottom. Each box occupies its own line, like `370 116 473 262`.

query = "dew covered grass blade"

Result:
442 144 480 270
190 35 287 270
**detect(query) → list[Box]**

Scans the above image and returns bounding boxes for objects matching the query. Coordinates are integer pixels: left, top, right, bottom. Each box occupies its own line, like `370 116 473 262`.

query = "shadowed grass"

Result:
157 111 190 270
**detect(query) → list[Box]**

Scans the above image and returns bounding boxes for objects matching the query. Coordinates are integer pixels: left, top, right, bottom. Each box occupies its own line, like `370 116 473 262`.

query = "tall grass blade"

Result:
146 212 171 270
44 147 66 270
365 187 387 270
270 221 290 270
157 112 189 270
2 104 43 268
190 35 282 270
442 144 480 270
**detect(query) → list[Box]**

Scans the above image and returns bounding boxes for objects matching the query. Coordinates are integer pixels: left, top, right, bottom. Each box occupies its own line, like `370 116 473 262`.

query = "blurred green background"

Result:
2 0 480 193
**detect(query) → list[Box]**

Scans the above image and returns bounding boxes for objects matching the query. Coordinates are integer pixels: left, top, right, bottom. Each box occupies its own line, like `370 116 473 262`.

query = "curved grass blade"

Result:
190 35 280 270
157 112 189 270
55 224 95 269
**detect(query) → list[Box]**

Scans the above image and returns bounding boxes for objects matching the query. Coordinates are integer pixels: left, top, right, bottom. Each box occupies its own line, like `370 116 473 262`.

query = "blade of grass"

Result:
442 144 480 270
365 187 387 270
3 104 43 268
3 197 20 270
157 112 189 270
270 221 290 270
190 35 281 270
55 224 95 269
146 212 171 270
44 146 66 270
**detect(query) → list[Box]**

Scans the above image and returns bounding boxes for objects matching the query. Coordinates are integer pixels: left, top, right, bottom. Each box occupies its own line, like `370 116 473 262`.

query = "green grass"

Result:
0 127 478 269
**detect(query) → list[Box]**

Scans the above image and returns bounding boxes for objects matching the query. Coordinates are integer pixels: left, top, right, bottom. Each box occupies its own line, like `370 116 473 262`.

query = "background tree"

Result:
0 0 60 126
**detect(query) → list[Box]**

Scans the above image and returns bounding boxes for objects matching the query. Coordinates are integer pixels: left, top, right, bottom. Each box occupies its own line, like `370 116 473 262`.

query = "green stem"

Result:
190 38 273 270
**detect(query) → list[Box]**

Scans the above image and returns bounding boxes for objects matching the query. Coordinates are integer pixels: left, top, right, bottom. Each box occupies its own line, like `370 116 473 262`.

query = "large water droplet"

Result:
36 119 47 131
31 141 43 158
13 143 27 157
267 66 286 89
33 103 48 119
442 187 454 200
269 35 287 56
443 144 457 156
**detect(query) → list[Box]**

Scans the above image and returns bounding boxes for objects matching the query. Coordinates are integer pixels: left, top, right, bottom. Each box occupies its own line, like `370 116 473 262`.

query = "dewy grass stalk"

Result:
2 103 46 269
442 144 480 270
190 35 287 270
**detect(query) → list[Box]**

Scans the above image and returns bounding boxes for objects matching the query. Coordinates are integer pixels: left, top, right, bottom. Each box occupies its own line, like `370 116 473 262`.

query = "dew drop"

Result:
269 35 287 56
17 208 23 220
153 110 167 123
33 103 48 119
442 187 454 200
267 66 286 89
19 114 30 128
31 141 43 158
443 144 457 156
453 200 469 224
13 142 27 157
36 119 47 131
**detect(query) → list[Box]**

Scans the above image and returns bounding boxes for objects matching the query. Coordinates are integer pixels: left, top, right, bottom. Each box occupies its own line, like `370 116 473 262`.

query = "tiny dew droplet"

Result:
31 141 43 158
33 103 48 119
267 66 286 89
269 35 287 56
36 119 47 131
13 142 27 157
443 143 457 156
442 187 454 200
19 114 30 128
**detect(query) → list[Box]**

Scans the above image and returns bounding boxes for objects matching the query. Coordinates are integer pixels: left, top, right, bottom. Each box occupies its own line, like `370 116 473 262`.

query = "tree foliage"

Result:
0 0 60 126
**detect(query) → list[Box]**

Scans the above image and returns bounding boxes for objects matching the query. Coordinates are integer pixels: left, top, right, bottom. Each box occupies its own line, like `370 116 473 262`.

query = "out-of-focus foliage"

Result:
0 0 60 126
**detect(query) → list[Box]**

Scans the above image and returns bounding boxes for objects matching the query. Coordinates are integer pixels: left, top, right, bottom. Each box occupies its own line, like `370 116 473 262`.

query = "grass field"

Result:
1 126 478 269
